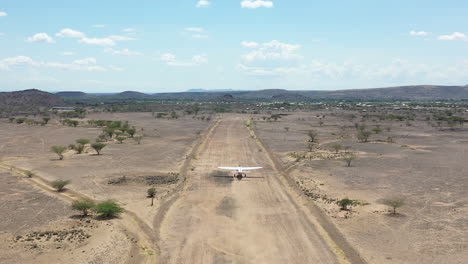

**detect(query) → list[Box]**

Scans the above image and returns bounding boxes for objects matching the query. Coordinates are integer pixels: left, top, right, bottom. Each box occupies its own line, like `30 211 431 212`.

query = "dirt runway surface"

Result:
158 116 342 264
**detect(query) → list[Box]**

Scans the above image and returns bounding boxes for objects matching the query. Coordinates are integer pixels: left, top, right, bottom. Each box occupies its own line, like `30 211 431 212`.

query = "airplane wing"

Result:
239 167 263 170
217 167 241 170
217 166 263 171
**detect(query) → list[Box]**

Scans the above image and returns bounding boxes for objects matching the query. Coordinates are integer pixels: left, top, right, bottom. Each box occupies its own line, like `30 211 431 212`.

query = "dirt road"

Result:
158 116 342 264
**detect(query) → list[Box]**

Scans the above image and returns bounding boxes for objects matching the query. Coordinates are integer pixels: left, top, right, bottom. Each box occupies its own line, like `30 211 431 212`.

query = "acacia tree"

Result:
127 128 136 138
383 198 405 215
331 143 342 154
147 187 156 206
51 180 70 192
338 198 353 210
357 130 371 142
75 138 90 154
116 136 126 144
72 198 95 216
343 154 356 167
307 130 318 142
51 145 67 160
94 200 123 218
91 143 106 155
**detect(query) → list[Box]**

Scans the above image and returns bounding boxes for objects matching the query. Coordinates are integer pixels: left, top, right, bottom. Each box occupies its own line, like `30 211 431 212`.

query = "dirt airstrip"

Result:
2 110 465 264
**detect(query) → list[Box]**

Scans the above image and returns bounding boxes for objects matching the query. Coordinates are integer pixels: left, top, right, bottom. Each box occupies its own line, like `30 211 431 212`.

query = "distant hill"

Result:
56 91 90 99
304 85 468 100
13 85 468 104
114 91 150 99
0 89 66 109
185 89 236 93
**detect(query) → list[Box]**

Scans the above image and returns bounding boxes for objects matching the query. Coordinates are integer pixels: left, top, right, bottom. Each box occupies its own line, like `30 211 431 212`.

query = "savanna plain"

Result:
0 105 467 264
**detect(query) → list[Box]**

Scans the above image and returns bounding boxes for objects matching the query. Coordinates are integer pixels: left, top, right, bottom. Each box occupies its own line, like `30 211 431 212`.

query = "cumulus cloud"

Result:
241 0 273 8
61 51 75 56
409 30 428 36
438 32 468 41
105 48 142 56
109 35 136 41
196 0 210 8
0 55 107 72
79 37 115 46
237 58 468 89
0 11 7 17
160 53 208 67
92 24 106 28
241 40 302 62
56 28 85 38
26 33 55 43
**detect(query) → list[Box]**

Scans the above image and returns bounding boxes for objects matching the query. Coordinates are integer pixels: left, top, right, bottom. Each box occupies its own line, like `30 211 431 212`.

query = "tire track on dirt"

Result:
251 119 367 264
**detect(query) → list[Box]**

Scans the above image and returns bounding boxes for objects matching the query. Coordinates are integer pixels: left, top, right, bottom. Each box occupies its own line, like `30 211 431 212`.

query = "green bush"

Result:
51 180 71 192
72 198 95 216
51 145 67 160
338 198 354 210
94 200 123 218
91 143 106 155
147 187 156 198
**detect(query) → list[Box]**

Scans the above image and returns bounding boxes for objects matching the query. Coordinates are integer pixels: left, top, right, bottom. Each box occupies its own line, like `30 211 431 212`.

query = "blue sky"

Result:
0 0 467 93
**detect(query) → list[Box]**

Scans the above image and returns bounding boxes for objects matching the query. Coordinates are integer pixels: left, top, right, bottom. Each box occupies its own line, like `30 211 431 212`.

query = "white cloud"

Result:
61 51 75 56
26 33 55 43
241 0 274 8
241 41 259 48
410 30 428 37
160 53 208 67
0 55 107 72
241 40 302 62
56 28 86 38
109 35 136 41
0 11 7 17
122 28 137 32
438 32 468 41
105 48 142 56
196 0 210 8
92 24 106 28
109 65 124 71
73 57 97 65
79 37 116 46
185 27 205 32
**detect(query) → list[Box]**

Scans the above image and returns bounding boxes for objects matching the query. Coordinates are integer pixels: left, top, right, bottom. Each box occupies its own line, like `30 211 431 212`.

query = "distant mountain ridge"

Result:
0 89 65 109
5 85 464 103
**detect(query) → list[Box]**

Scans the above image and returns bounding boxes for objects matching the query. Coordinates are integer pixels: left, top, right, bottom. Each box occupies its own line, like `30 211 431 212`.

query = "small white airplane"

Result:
217 166 263 180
